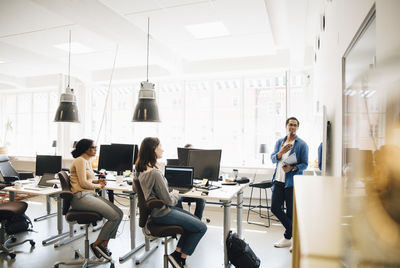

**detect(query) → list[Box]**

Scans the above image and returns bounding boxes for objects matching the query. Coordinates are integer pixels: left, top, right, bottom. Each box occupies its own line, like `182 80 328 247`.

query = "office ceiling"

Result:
0 0 320 84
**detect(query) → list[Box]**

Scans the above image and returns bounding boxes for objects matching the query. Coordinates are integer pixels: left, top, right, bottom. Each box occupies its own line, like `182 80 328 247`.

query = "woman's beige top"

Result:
70 156 101 193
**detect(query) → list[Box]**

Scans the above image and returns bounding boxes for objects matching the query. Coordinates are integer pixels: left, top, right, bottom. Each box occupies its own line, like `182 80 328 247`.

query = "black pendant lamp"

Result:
54 30 80 123
132 18 160 122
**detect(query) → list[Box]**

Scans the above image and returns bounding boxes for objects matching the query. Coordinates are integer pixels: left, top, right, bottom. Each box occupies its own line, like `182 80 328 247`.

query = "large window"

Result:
1 71 313 167
0 89 58 156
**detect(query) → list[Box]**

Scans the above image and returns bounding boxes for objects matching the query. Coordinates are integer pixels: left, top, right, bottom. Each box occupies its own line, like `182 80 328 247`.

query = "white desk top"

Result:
3 185 61 195
104 181 133 192
180 182 248 202
294 175 342 259
42 179 247 200
46 179 133 193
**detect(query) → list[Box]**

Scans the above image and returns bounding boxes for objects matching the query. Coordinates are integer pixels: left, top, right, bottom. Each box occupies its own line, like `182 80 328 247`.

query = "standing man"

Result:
270 117 308 248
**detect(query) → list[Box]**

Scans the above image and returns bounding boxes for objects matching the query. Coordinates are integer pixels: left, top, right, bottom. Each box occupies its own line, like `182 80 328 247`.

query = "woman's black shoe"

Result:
90 243 102 259
96 245 112 261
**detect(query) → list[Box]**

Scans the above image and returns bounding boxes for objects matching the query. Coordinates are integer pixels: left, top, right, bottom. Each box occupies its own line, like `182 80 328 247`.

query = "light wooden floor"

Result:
0 194 292 268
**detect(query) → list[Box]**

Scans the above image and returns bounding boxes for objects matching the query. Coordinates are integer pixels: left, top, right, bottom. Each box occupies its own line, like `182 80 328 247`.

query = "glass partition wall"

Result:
342 6 400 266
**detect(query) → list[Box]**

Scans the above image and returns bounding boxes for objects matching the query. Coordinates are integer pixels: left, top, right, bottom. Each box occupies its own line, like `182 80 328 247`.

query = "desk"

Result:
7 180 58 222
3 185 70 245
180 181 249 268
292 176 342 268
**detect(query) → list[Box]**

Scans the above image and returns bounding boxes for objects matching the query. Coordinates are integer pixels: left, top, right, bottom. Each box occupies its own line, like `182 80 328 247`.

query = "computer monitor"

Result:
166 159 179 166
112 143 139 165
177 147 200 166
35 155 62 176
164 166 194 188
98 144 136 174
187 149 222 181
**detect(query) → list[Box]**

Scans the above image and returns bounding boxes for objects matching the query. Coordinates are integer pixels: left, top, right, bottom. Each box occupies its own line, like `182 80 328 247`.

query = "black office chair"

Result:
0 155 34 184
0 183 35 259
247 180 273 227
54 171 114 268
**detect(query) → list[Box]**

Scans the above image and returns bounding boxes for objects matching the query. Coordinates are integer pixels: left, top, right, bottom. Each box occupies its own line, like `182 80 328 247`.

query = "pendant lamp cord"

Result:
96 44 119 145
146 17 150 82
68 29 71 88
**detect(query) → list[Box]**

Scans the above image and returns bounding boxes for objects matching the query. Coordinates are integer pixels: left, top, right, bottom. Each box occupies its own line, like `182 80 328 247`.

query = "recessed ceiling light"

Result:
185 21 230 39
53 42 94 54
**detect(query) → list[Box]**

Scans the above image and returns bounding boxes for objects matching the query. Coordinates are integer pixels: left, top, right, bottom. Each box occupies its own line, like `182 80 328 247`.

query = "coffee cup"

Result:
15 181 22 189
116 176 123 184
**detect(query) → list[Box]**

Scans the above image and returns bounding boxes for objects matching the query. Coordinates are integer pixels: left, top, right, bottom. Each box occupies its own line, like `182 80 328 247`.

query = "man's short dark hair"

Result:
286 117 299 126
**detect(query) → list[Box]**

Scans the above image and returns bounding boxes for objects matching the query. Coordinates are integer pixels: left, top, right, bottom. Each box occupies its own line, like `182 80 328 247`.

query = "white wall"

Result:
312 0 400 176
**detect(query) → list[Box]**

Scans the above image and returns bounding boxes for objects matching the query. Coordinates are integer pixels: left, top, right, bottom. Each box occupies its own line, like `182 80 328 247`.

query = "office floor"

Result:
0 195 292 268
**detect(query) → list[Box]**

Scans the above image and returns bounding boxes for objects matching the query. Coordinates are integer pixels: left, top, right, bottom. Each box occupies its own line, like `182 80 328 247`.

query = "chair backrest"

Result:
57 171 73 215
133 177 151 228
0 154 19 179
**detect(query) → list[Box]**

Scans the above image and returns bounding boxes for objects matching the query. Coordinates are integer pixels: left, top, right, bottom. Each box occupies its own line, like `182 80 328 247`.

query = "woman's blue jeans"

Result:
152 206 207 255
176 196 206 220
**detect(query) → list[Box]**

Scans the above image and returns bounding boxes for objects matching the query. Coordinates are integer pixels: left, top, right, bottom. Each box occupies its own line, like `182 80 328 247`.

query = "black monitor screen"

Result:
164 166 194 188
98 144 136 173
177 147 200 166
187 149 222 181
35 155 62 176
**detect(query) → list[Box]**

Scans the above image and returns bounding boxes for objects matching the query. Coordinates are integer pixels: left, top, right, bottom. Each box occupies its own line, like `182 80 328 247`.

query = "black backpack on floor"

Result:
5 213 33 234
226 231 261 268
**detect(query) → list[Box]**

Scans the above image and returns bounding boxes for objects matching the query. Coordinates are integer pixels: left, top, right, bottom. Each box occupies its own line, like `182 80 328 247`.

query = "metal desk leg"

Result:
54 222 85 248
135 237 158 264
237 190 243 238
34 195 57 222
119 192 146 262
42 194 69 245
9 192 15 202
223 201 232 268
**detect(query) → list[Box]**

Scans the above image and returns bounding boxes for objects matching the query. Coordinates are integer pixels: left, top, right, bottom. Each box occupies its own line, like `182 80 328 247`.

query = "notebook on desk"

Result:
165 166 194 194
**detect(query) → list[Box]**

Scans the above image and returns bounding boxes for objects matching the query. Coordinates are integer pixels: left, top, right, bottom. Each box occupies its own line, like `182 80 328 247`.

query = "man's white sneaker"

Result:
274 238 291 248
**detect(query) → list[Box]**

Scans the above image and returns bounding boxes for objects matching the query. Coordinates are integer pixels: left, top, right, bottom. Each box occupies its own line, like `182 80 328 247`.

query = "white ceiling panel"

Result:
124 0 274 60
0 0 72 37
0 0 311 81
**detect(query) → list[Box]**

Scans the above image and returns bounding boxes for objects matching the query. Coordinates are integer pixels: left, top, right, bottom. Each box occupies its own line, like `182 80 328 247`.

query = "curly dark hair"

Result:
71 139 94 158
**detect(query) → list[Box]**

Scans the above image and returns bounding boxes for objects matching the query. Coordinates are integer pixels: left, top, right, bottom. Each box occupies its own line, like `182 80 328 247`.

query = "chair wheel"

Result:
206 218 211 223
54 265 59 268
30 241 35 247
9 253 16 259
11 237 17 242
75 252 79 259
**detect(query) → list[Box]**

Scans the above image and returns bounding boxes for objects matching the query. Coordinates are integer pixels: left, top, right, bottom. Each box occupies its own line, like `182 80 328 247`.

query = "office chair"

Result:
0 191 35 259
0 155 34 184
134 177 184 268
247 179 273 227
54 171 114 268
